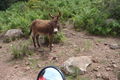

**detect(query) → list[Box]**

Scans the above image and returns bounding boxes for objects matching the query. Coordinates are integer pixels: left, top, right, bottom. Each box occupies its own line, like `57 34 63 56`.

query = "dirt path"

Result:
0 41 37 80
0 26 120 80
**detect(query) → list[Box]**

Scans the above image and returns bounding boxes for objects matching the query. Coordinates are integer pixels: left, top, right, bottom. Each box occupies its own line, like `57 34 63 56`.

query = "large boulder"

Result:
3 29 23 43
62 56 92 75
4 29 23 38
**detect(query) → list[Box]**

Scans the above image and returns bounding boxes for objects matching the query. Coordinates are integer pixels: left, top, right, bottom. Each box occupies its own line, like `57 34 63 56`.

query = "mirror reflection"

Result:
38 67 64 80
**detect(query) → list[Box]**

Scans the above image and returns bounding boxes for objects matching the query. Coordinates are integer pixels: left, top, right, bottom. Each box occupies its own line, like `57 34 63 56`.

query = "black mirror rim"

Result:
37 66 66 80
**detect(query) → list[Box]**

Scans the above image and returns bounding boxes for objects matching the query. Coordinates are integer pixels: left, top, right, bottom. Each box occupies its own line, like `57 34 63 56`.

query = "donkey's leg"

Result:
32 36 36 48
36 34 40 47
48 35 53 51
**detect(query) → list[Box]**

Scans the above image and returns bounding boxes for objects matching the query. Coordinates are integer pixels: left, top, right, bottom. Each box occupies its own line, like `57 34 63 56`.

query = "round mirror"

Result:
37 66 66 80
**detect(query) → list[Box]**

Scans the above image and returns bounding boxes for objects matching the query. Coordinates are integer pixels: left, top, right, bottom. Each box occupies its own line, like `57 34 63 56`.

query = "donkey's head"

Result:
49 12 61 34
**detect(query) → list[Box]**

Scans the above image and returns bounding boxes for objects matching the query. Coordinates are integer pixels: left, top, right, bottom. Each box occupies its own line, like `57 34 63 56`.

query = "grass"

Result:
117 52 120 55
11 40 33 59
28 58 38 69
83 40 93 51
66 75 90 80
96 39 105 43
44 32 66 44
74 47 81 53
0 0 120 37
3 36 22 43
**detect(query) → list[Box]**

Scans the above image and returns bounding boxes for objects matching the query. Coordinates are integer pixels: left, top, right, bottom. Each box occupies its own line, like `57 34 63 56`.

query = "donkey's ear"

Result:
49 13 54 18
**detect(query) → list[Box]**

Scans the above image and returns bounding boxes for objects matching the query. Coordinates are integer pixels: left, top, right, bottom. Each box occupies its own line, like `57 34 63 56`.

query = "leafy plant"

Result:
44 32 66 44
11 40 32 59
0 0 120 37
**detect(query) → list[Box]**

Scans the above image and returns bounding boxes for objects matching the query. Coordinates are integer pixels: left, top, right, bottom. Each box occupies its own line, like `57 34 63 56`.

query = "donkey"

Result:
29 12 61 51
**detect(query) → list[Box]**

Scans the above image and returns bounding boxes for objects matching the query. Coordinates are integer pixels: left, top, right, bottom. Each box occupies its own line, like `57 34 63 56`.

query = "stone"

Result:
112 64 117 68
109 44 120 50
24 66 30 71
104 43 109 45
4 29 23 38
92 59 99 63
62 56 92 75
14 65 18 69
106 67 112 71
37 64 41 68
111 60 116 64
102 73 109 80
50 56 58 62
93 66 100 72
25 62 29 65
96 73 101 78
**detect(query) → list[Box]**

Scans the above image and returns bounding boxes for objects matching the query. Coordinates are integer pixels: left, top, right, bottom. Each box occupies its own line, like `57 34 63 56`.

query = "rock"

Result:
109 44 120 50
112 64 117 68
24 66 30 71
102 73 109 80
111 60 116 64
93 68 98 72
25 62 29 65
14 65 18 69
104 43 109 45
106 67 112 71
93 66 100 72
62 56 92 75
4 29 23 38
51 56 58 61
96 73 101 78
3 29 23 42
37 64 41 68
92 58 99 63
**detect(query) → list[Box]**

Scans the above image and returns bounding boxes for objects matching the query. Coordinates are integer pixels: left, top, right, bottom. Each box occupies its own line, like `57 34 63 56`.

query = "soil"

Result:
0 24 120 80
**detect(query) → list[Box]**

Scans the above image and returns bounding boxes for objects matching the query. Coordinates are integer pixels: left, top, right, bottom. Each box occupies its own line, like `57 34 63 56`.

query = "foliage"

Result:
44 32 66 44
0 0 120 37
53 32 66 43
11 40 32 59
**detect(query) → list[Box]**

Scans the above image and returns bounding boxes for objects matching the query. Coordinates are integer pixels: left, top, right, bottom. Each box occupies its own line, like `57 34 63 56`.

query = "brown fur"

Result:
29 12 61 51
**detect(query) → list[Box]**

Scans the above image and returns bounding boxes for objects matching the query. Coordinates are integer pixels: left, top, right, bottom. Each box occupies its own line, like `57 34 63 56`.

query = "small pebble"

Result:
102 73 109 80
14 65 18 69
106 67 112 71
96 73 101 78
112 64 117 68
37 64 41 68
25 66 30 71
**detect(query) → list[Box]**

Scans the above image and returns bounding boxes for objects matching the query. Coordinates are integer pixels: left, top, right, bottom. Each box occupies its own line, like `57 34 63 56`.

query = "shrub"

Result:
53 32 66 43
0 0 120 37
44 32 66 44
11 40 32 59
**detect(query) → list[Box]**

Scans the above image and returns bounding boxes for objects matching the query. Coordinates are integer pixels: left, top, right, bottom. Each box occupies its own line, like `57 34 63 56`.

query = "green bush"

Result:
0 0 120 37
53 32 66 43
11 40 32 59
44 32 66 44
